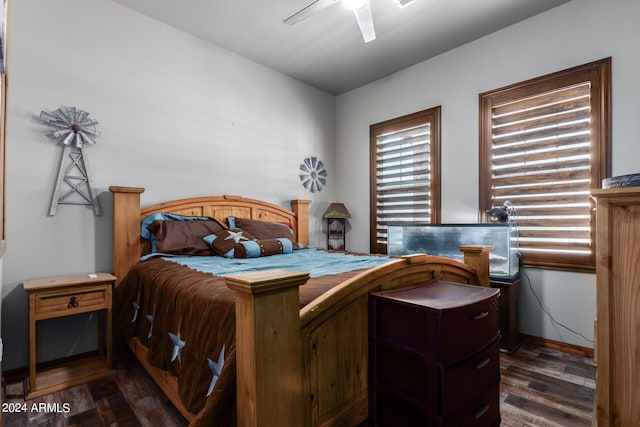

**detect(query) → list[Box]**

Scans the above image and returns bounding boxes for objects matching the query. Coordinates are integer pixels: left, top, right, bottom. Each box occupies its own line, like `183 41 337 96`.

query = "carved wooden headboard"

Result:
109 186 310 287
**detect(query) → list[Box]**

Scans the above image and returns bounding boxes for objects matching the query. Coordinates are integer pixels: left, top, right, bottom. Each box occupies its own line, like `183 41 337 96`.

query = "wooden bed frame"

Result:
109 186 492 427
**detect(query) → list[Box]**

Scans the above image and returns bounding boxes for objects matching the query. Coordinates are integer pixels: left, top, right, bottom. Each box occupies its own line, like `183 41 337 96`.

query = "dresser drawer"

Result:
439 295 499 363
372 298 432 354
371 281 500 359
33 285 110 317
440 338 500 418
374 390 431 426
441 383 500 427
373 342 436 403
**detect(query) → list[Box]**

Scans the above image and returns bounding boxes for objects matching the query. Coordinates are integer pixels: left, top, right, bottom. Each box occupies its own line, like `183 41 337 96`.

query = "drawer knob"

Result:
474 404 489 419
473 311 489 320
475 357 491 370
68 296 79 309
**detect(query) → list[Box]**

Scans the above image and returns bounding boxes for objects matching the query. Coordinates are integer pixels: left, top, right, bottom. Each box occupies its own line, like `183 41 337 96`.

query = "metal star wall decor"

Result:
299 156 327 193
40 107 102 216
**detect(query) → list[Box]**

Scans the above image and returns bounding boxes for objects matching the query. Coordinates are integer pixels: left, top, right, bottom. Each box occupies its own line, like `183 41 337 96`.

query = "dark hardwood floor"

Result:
3 357 187 427
3 344 595 426
500 345 595 426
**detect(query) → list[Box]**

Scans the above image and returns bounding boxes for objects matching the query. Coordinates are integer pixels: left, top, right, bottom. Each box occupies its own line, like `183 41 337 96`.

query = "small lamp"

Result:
323 202 351 251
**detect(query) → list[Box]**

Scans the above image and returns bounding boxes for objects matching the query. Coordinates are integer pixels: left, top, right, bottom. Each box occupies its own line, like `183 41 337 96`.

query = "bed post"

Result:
225 269 310 427
109 186 144 288
291 199 310 246
459 245 493 287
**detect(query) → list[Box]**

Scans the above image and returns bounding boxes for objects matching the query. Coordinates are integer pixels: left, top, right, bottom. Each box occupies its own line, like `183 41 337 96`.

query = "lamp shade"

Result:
323 202 351 219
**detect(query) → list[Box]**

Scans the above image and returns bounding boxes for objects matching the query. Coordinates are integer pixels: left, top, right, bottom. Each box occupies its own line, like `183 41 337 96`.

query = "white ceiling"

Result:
112 0 570 95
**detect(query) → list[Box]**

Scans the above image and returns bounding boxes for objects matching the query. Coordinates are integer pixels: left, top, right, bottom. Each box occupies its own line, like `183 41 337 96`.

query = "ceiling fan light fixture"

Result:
343 0 368 11
285 0 376 43
393 0 416 8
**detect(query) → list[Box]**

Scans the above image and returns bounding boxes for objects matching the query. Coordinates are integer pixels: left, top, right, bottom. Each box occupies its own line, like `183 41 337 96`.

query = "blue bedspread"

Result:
159 248 392 278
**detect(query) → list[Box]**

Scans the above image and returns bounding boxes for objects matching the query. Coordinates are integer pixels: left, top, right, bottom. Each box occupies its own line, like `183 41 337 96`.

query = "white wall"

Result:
1 0 336 370
336 0 640 348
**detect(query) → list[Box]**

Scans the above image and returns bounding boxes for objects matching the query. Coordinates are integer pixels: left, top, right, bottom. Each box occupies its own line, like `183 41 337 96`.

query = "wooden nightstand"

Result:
23 273 116 400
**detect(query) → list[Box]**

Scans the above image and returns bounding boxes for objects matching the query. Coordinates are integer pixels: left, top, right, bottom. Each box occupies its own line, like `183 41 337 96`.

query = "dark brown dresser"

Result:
369 280 501 426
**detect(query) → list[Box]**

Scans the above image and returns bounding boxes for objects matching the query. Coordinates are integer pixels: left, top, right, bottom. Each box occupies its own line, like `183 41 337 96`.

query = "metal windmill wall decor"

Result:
41 107 102 216
299 156 327 193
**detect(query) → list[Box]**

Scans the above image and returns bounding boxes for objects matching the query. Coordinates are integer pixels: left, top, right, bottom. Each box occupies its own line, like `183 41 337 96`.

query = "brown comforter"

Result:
116 257 365 426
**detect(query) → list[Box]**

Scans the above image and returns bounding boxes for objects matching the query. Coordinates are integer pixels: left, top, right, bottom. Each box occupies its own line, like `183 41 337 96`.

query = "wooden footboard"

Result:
225 251 491 427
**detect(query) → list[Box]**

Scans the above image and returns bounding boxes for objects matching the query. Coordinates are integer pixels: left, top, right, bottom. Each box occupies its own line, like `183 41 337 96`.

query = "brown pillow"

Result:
231 217 294 240
147 219 226 256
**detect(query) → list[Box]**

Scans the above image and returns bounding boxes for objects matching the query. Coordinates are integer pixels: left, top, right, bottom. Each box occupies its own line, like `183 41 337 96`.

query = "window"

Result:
479 58 611 272
370 107 441 254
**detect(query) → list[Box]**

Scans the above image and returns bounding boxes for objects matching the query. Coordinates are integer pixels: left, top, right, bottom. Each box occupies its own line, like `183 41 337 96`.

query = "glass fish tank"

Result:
387 223 520 280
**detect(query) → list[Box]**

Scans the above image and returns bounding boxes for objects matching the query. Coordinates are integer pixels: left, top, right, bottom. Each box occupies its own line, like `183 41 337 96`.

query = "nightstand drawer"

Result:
440 337 500 418
439 295 499 363
441 383 501 426
33 286 110 318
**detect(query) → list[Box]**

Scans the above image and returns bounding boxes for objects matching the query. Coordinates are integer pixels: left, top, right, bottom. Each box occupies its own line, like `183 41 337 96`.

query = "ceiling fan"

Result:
284 0 378 43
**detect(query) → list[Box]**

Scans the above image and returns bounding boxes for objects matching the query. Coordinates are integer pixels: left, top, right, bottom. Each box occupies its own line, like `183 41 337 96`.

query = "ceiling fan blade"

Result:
284 0 342 25
352 1 376 42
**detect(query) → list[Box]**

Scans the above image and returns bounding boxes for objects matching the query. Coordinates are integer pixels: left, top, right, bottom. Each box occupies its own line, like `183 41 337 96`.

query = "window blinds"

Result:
489 82 593 259
374 123 432 248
